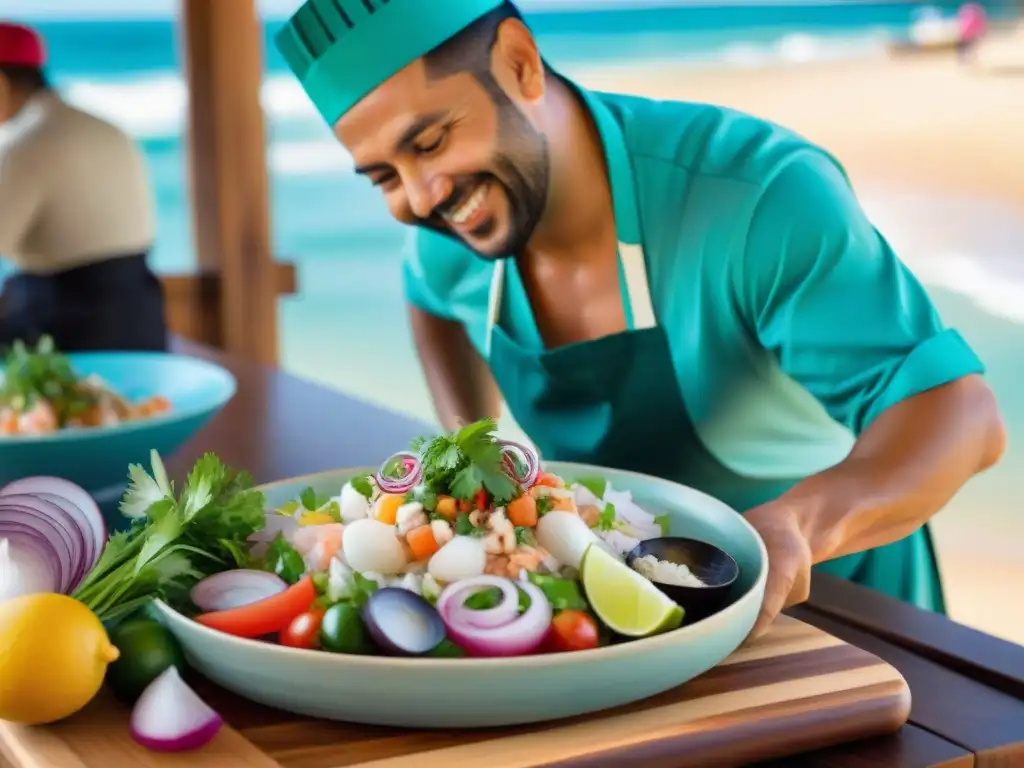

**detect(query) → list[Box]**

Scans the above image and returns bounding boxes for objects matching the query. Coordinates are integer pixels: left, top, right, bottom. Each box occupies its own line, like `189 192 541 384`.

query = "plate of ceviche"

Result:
152 420 768 728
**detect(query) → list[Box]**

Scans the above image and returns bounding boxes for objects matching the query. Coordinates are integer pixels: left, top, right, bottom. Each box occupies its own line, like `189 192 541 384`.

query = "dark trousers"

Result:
0 253 168 353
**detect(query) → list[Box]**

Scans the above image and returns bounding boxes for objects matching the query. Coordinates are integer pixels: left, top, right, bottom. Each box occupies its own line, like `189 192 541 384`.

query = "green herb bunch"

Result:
73 450 267 625
410 418 519 505
0 335 96 423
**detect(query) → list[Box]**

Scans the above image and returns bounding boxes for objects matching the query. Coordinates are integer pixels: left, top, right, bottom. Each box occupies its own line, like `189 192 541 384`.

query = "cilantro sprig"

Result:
411 418 518 504
72 450 267 625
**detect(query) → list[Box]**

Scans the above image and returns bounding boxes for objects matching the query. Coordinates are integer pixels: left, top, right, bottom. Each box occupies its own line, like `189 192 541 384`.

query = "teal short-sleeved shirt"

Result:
402 83 984 512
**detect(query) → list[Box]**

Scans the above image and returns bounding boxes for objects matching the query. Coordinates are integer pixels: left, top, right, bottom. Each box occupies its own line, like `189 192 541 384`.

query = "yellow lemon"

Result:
0 593 120 725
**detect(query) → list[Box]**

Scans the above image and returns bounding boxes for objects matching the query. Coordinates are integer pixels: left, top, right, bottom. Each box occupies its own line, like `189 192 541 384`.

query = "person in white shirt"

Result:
0 22 167 352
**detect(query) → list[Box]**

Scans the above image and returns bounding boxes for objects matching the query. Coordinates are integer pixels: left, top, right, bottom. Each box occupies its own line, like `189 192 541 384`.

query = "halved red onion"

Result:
0 476 106 594
0 476 106 566
0 532 63 596
0 495 87 588
0 506 75 593
375 451 423 495
436 576 552 657
130 666 222 753
435 574 521 629
498 440 540 488
190 569 289 613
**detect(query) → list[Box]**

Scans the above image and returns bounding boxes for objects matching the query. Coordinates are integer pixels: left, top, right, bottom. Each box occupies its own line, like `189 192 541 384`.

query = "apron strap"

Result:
485 242 657 356
619 242 656 331
485 259 507 359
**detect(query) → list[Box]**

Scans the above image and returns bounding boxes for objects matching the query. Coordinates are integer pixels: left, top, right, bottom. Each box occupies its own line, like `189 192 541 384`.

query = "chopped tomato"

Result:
458 499 472 514
474 489 489 511
533 472 563 489
407 524 441 560
545 610 599 653
195 576 317 639
507 494 538 527
280 608 325 649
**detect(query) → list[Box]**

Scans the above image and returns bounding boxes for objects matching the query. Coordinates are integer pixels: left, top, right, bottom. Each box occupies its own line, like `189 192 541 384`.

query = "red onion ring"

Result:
0 495 87 589
190 569 289 613
0 530 62 594
0 504 77 593
498 440 540 488
435 575 521 629
436 576 552 657
375 451 423 495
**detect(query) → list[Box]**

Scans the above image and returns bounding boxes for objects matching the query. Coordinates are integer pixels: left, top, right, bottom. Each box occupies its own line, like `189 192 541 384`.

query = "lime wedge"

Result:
580 544 684 637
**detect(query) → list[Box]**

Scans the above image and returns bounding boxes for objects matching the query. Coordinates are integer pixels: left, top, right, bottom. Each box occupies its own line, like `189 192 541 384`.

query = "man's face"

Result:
335 58 550 260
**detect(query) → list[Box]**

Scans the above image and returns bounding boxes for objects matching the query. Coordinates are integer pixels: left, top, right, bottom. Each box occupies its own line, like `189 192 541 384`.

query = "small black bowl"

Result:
626 537 741 625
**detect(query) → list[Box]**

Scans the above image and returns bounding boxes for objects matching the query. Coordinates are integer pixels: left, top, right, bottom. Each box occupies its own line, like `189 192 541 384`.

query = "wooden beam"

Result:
161 262 297 347
179 0 279 364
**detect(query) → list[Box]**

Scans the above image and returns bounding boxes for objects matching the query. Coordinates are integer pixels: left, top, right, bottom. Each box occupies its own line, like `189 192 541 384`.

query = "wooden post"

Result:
179 0 279 364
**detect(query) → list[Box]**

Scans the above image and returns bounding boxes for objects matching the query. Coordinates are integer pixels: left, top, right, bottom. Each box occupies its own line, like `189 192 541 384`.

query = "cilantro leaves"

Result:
413 418 518 504
73 450 267 625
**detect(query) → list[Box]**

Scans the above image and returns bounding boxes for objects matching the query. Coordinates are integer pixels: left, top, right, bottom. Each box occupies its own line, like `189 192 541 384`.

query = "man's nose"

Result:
405 173 451 220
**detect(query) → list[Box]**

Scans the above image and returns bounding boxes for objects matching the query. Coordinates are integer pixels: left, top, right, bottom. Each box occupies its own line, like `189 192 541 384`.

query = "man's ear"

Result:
491 19 545 102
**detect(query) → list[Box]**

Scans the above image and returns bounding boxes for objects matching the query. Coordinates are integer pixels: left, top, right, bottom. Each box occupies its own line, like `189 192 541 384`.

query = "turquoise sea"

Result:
5 2 1024 637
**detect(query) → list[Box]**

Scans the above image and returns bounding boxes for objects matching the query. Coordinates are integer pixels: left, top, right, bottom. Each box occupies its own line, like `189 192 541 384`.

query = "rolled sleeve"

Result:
739 150 985 435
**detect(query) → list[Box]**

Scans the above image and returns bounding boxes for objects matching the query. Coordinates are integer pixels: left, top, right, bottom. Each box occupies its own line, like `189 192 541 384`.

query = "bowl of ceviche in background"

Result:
0 337 236 511
151 424 767 730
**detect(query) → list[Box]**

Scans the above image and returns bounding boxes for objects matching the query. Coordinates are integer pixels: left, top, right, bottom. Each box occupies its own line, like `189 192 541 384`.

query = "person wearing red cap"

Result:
0 22 168 352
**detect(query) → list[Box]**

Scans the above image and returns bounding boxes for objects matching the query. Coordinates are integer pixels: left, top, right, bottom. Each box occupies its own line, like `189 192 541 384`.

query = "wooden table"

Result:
8 339 1023 767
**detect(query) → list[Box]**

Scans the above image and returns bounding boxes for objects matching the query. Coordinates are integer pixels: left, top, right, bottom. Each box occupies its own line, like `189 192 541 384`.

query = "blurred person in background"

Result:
276 0 1005 637
956 3 989 64
0 21 167 352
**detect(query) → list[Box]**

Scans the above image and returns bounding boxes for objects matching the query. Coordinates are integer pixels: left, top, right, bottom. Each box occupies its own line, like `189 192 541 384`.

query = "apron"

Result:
0 253 168 353
482 104 945 613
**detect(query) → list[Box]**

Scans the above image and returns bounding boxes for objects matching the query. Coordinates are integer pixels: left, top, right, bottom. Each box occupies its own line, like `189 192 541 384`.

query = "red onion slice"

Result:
498 440 540 488
0 476 106 570
0 505 76 593
435 575 522 629
0 494 88 589
130 666 222 753
437 577 552 657
190 569 289 613
0 532 62 596
375 451 423 495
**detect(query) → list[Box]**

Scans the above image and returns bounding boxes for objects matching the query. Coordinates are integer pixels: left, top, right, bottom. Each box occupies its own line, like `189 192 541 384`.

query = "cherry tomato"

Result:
280 608 325 649
545 610 599 653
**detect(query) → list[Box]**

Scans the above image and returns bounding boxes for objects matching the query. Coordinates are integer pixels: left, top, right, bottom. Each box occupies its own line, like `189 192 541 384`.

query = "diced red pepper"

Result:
474 489 489 511
195 576 317 639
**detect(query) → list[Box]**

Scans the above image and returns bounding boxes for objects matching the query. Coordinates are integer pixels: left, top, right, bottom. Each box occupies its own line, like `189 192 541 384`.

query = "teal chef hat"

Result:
275 0 507 126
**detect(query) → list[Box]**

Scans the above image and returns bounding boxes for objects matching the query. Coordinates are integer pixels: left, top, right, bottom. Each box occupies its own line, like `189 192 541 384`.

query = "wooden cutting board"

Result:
0 615 910 768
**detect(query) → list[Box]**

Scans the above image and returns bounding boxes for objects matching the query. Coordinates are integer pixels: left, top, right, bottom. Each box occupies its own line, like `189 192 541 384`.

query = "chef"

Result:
0 22 167 352
275 0 1005 636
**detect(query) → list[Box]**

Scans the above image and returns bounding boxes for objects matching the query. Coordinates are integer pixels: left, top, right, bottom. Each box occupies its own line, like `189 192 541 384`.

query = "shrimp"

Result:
507 547 544 579
485 554 510 576
16 400 58 434
292 523 344 571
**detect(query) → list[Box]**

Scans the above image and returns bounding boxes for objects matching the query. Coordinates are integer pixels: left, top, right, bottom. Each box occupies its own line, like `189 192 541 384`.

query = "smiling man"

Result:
276 0 1006 636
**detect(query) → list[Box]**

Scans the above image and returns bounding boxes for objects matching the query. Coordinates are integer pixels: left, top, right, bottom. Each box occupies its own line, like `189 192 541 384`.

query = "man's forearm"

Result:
781 374 1006 564
408 304 502 431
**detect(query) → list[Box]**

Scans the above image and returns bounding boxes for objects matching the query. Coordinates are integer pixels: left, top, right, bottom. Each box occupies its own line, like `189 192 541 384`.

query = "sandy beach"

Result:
281 34 1024 643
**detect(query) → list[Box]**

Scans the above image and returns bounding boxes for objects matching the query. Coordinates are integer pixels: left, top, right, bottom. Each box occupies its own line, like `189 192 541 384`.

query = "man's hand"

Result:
742 501 814 641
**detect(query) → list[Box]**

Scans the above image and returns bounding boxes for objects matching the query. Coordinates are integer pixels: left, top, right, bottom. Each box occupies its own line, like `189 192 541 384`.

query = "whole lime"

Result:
105 618 185 702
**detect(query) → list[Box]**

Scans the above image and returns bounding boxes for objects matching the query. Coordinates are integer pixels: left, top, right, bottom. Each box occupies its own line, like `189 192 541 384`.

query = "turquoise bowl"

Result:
154 462 768 729
0 352 236 517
